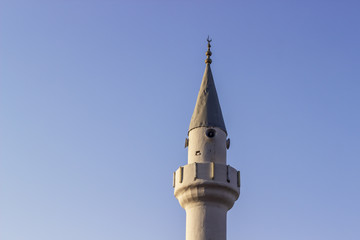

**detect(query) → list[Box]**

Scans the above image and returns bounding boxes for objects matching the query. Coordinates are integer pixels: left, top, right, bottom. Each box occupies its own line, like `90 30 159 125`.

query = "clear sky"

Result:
1 1 360 239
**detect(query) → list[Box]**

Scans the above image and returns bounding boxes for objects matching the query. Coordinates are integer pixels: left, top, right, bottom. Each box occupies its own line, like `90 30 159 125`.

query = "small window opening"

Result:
206 128 216 138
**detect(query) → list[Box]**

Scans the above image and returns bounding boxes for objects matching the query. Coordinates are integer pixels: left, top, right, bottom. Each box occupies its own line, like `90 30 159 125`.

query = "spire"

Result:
205 36 212 64
188 38 227 134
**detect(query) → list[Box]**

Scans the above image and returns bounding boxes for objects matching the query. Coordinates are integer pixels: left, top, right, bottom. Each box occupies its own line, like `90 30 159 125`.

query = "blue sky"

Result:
1 1 360 239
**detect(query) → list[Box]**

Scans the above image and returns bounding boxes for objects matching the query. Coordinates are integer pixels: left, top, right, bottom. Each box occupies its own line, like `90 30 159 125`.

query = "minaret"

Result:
173 39 240 240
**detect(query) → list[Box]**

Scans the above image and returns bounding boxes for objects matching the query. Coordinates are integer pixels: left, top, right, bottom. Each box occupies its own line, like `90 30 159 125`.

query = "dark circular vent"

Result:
206 128 216 138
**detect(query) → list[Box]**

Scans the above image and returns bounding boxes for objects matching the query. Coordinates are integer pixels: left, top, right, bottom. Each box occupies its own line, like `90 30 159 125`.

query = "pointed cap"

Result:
188 40 227 134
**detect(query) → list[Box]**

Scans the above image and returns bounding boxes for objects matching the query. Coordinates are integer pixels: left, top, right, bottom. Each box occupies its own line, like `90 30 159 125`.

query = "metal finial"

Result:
205 36 212 64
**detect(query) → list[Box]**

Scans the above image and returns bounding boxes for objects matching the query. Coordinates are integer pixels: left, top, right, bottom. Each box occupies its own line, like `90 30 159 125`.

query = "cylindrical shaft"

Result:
185 203 227 240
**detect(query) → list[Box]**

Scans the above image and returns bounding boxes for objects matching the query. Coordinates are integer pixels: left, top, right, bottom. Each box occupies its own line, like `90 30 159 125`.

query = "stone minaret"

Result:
173 39 240 240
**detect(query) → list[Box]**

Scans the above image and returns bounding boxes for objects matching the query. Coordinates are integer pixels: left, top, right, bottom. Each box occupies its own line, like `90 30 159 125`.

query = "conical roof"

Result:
188 59 227 134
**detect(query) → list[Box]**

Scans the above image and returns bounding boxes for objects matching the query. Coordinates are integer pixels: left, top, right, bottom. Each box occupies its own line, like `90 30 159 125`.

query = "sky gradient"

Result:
1 1 360 239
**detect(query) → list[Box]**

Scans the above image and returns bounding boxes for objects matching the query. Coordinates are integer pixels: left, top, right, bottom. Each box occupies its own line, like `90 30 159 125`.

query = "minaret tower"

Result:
173 39 240 240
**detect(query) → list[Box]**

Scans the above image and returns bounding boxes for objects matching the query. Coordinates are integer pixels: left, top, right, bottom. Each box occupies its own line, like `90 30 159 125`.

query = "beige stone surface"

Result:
174 44 240 240
188 127 227 164
174 161 240 240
